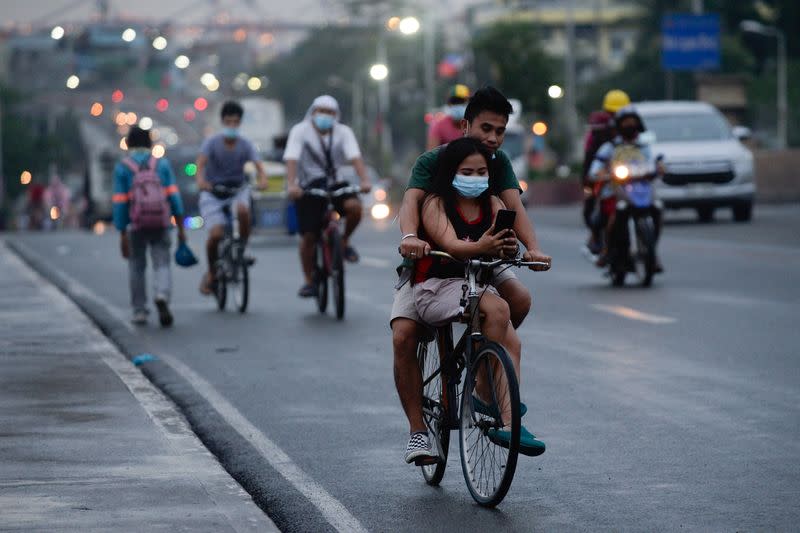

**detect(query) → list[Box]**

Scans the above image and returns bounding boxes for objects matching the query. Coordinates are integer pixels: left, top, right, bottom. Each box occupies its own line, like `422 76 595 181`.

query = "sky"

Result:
0 0 483 27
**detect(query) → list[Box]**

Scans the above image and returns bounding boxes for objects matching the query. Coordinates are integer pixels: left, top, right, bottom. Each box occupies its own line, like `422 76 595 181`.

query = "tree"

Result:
472 20 557 118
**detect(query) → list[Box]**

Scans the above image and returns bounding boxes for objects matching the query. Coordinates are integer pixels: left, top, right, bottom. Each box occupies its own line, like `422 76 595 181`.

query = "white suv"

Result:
636 101 755 222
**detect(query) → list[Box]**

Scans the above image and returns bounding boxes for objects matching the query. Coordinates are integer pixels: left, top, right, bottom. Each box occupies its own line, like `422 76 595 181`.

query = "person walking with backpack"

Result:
113 126 186 326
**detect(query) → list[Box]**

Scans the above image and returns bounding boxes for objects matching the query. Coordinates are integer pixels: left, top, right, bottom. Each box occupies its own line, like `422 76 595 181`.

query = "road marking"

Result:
160 354 368 533
8 240 368 533
591 304 677 325
359 255 392 269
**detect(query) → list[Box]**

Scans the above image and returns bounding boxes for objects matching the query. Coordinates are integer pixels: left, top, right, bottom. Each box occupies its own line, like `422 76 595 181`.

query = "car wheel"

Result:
732 202 753 223
696 206 714 223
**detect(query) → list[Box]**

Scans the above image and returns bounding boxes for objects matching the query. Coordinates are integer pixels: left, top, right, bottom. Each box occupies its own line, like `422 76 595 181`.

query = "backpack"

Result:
123 157 170 230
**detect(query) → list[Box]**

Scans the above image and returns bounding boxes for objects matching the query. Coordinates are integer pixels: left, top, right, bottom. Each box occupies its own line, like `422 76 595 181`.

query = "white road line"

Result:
9 240 368 533
359 256 392 269
591 303 677 325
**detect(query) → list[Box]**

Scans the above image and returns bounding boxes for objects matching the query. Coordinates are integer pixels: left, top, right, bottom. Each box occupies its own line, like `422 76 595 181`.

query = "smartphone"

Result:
493 209 516 235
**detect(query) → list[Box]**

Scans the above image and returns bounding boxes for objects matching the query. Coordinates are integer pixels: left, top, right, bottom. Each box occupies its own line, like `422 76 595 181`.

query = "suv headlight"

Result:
733 153 754 182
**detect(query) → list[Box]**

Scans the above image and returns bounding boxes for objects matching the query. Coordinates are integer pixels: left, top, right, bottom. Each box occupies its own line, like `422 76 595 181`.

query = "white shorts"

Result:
198 186 251 229
389 267 517 326
414 278 499 327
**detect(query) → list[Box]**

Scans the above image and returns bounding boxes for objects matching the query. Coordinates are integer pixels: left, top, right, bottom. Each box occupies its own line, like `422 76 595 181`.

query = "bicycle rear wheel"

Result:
459 341 520 507
418 325 454 485
315 243 328 313
330 231 345 320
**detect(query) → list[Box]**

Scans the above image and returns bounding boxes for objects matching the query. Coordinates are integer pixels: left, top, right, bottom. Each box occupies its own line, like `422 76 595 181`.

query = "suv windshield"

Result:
643 112 732 143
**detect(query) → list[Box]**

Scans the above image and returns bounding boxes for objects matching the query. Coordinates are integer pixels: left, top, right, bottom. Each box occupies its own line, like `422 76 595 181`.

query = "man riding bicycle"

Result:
285 95 371 298
195 100 268 296
392 86 551 463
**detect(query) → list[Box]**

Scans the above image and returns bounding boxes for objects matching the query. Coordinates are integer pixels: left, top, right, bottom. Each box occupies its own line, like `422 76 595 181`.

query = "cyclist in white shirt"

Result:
284 95 371 298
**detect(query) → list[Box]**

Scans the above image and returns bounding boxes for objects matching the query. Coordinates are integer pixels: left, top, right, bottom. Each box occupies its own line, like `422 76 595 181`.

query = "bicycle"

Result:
305 185 362 320
416 251 549 507
211 184 250 313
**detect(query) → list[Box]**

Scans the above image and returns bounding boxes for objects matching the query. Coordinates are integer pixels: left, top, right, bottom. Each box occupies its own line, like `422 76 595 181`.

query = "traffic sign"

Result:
661 14 720 71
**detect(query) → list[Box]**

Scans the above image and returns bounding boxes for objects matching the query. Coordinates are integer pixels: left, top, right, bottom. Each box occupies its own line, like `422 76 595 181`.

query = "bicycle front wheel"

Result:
214 264 227 311
418 325 454 485
232 262 249 313
459 341 520 507
330 231 345 320
315 243 328 313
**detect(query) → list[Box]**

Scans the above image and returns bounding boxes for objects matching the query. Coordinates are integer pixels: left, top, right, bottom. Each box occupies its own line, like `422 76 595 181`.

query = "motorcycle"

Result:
583 150 663 287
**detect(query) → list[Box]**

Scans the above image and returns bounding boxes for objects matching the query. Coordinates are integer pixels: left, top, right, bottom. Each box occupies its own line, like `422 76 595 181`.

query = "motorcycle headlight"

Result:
614 165 630 180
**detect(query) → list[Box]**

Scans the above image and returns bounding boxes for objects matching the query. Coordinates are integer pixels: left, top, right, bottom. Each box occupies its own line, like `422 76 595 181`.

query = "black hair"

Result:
447 95 468 106
430 137 496 208
221 100 244 120
464 86 513 123
126 126 152 149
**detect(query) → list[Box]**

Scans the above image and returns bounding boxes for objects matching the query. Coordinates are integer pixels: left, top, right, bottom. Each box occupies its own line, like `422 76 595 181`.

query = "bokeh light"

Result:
20 171 32 185
90 102 104 117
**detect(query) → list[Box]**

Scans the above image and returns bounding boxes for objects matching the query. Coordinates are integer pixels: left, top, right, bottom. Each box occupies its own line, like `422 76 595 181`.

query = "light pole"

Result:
327 75 364 143
740 20 788 149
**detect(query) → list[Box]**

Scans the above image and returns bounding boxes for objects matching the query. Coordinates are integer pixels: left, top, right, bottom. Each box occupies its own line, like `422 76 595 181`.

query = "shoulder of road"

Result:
0 240 277 532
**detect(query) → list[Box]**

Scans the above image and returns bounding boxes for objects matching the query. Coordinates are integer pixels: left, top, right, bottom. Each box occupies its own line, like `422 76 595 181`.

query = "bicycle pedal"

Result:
414 456 440 466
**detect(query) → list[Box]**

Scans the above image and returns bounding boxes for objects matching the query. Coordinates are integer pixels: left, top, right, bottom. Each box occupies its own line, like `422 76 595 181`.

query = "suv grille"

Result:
663 170 734 186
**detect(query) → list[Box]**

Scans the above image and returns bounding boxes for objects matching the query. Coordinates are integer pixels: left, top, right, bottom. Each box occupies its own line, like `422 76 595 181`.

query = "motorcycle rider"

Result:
589 106 663 271
582 89 630 254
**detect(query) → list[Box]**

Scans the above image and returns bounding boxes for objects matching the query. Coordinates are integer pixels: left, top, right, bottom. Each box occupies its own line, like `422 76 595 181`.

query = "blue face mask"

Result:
222 127 239 139
452 174 489 198
447 105 466 121
313 114 335 131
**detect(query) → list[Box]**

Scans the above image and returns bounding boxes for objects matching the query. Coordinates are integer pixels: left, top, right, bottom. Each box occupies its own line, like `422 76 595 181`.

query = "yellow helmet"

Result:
602 89 631 113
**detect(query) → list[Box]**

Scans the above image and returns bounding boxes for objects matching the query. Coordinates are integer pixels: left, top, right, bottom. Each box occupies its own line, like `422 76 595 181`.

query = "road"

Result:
11 204 800 531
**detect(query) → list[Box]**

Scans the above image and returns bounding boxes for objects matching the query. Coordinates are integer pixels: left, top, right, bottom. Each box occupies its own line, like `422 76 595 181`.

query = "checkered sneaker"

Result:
404 432 437 464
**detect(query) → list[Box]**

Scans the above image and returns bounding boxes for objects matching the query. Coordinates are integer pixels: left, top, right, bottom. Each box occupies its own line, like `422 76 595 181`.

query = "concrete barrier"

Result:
755 149 800 203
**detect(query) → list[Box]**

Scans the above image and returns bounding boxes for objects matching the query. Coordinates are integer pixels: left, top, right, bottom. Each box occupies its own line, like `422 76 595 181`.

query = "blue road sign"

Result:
662 14 720 71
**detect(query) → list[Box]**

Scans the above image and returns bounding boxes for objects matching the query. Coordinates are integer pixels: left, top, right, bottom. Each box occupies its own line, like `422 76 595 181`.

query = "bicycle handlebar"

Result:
305 185 363 198
428 250 550 270
210 183 244 197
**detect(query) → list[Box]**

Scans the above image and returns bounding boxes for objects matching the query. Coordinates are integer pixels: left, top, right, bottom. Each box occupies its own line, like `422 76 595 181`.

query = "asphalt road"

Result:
12 204 800 532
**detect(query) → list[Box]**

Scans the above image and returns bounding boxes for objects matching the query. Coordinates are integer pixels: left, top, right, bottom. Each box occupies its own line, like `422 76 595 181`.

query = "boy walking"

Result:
113 126 186 326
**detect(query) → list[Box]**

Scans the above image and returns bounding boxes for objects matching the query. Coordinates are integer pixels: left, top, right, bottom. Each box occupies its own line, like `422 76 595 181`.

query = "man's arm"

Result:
398 188 429 258
350 157 372 193
195 153 210 191
285 159 302 200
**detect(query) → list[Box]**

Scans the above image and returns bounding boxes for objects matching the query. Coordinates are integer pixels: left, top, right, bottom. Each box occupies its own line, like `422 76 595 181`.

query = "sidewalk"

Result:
0 244 277 532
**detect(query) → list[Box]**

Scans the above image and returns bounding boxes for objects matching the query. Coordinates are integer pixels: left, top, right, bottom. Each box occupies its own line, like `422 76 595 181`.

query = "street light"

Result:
174 55 190 69
152 36 168 51
121 28 136 42
740 20 787 149
548 85 564 99
66 75 80 89
51 26 65 40
370 63 389 81
399 16 420 35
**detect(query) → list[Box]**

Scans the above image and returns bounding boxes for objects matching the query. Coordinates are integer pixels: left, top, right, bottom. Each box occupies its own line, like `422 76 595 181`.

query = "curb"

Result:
5 239 334 533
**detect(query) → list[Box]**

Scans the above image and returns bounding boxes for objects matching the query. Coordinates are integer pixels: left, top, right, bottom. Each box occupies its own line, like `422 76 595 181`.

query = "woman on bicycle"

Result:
413 137 545 456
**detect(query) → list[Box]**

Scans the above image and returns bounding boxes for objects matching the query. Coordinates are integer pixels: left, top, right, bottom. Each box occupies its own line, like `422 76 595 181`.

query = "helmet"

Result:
602 89 631 113
174 241 199 267
614 106 645 133
447 84 471 104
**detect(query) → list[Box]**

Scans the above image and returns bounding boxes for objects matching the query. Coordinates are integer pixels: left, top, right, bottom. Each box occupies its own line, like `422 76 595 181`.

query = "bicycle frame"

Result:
306 186 361 275
424 253 549 432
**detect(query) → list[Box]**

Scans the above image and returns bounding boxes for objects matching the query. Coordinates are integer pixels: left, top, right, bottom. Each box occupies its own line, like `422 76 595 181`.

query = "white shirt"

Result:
283 121 361 188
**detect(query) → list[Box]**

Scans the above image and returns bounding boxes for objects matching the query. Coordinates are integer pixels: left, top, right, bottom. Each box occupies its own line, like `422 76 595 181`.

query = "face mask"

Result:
452 174 489 198
313 114 335 131
222 127 239 139
447 105 466 121
619 125 638 140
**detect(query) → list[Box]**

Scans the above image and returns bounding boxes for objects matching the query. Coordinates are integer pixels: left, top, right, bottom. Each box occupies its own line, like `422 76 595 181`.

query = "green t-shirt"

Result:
398 146 521 274
407 146 521 192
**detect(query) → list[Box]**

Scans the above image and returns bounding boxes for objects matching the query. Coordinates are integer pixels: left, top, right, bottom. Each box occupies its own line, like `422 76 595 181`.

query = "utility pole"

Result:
563 0 578 162
423 11 436 112
0 96 5 228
